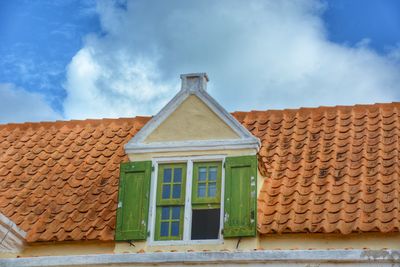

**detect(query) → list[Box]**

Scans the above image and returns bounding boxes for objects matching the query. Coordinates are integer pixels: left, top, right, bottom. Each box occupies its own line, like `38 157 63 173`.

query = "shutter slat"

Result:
223 155 257 237
115 161 152 241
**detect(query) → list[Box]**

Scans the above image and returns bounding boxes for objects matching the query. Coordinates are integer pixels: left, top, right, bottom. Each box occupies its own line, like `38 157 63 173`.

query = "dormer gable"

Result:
125 73 260 153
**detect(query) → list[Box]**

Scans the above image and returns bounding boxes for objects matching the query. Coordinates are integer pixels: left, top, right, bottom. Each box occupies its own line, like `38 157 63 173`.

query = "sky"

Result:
0 0 399 123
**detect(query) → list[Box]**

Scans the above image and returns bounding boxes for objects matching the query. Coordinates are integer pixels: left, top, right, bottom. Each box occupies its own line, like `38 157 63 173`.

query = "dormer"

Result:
117 73 260 246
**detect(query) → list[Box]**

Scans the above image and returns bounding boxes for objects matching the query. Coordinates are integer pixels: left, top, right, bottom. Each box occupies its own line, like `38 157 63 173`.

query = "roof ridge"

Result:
236 101 400 114
0 116 152 129
2 102 399 128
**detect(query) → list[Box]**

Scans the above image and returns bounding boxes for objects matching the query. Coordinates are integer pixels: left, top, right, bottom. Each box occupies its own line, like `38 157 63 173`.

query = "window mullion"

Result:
183 159 193 242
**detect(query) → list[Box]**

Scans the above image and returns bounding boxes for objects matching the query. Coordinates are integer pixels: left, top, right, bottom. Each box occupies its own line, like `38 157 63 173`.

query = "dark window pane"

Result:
162 185 171 199
174 168 182 182
172 207 180 219
198 167 207 181
197 183 206 197
171 222 180 236
191 209 220 240
161 207 170 220
208 182 217 197
160 222 169 237
172 184 181 198
163 168 172 182
209 167 217 181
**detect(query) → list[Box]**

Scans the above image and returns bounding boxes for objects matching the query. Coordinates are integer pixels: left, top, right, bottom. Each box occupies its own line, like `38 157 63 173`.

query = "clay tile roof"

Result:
232 102 400 235
0 117 150 242
1 102 400 242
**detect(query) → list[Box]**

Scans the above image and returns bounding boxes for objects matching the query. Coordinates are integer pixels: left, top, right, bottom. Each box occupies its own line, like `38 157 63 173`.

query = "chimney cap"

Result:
180 73 209 92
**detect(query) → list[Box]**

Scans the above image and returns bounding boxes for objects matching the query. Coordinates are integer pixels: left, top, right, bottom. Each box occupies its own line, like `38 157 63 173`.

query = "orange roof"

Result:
234 102 400 235
0 117 150 242
0 102 400 242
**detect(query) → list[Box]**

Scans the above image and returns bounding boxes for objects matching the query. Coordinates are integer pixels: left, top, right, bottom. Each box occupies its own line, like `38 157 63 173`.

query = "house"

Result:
1 73 400 266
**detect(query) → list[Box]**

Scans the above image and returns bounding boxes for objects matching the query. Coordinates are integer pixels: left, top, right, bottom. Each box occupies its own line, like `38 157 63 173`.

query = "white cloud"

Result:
63 0 400 119
0 83 62 123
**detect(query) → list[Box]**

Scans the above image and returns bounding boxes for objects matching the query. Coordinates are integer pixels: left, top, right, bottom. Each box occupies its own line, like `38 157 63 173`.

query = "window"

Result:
155 164 186 240
191 162 222 240
115 155 257 242
151 157 223 243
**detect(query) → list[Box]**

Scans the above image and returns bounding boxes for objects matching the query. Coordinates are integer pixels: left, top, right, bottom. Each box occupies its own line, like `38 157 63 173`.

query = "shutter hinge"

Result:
118 202 122 208
147 231 150 237
151 165 155 172
223 162 226 168
221 228 224 235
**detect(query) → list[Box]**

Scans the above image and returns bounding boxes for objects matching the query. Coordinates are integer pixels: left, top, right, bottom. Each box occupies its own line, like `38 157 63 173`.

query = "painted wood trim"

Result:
125 138 259 154
191 161 222 204
115 161 152 241
156 163 187 206
148 155 226 246
2 250 400 266
154 163 187 241
0 212 26 253
223 155 257 237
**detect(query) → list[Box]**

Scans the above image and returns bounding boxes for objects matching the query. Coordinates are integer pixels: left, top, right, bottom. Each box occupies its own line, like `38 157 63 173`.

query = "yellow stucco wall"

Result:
144 95 240 143
114 232 400 254
2 232 400 258
0 241 114 258
258 232 400 250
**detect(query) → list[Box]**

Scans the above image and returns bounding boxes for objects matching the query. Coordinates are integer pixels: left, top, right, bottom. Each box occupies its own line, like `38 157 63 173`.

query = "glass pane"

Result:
172 207 180 219
162 184 171 199
163 168 172 182
172 184 181 198
174 168 182 182
171 221 180 236
198 183 206 197
160 222 169 237
209 167 217 181
208 182 217 197
198 167 207 181
161 207 170 220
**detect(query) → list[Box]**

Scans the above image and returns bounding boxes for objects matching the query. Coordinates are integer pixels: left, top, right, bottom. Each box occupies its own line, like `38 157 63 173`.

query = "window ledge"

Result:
148 239 224 246
2 250 400 266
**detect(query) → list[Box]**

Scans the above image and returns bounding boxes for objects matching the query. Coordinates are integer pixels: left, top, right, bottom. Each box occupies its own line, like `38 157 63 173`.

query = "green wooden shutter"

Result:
115 161 152 241
223 155 257 237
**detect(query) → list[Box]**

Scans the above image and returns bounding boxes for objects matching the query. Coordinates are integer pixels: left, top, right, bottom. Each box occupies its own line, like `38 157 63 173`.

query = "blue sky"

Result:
0 0 399 123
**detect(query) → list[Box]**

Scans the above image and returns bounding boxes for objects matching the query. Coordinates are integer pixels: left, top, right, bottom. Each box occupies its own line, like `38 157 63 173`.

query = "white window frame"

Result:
148 155 226 246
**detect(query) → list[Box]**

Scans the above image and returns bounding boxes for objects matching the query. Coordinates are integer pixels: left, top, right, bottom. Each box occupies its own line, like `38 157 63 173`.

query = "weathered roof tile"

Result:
0 117 148 242
1 103 400 242
246 103 400 234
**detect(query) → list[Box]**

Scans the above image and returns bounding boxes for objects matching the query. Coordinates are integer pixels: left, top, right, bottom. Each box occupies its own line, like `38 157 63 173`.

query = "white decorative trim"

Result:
124 73 260 154
1 250 400 266
125 139 259 154
0 212 26 253
148 155 226 246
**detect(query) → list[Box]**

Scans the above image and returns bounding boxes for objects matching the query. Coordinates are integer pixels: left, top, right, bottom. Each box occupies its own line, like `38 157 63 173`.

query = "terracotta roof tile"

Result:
0 117 150 242
231 102 400 235
1 103 400 242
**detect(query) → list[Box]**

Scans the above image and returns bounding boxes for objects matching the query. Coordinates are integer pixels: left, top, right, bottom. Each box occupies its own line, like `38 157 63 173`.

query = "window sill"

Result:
148 239 224 246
